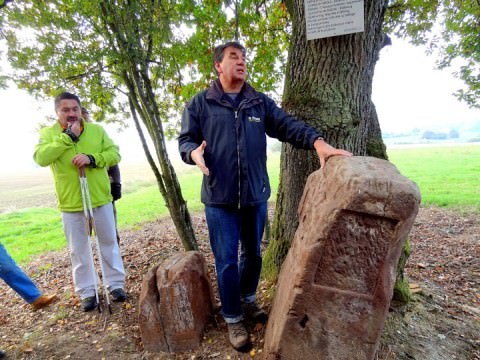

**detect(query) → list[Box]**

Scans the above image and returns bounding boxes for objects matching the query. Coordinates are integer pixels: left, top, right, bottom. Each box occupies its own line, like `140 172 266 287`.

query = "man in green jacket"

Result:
34 92 126 312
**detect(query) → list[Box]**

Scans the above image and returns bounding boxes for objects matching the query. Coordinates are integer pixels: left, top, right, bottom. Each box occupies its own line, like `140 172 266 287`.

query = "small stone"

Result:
139 251 214 353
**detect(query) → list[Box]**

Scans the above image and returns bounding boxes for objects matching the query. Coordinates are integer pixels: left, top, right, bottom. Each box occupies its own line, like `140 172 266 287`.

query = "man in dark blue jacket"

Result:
178 41 351 351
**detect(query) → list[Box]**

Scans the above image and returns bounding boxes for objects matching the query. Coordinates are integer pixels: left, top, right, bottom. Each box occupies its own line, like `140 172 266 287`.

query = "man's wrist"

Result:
63 128 79 143
86 154 97 168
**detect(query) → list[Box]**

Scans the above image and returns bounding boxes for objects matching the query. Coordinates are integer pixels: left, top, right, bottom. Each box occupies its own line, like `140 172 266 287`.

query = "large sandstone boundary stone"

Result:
263 156 421 360
138 251 214 353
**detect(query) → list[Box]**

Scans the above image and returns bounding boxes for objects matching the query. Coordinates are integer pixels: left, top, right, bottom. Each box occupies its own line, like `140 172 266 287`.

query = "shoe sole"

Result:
232 340 252 353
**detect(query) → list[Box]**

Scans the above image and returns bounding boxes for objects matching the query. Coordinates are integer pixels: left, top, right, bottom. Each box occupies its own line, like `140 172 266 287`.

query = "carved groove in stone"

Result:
314 210 398 294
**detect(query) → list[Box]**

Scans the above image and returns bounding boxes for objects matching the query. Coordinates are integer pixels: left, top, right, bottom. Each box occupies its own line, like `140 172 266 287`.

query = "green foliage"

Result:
0 0 291 250
0 0 13 9
385 0 480 108
0 0 289 128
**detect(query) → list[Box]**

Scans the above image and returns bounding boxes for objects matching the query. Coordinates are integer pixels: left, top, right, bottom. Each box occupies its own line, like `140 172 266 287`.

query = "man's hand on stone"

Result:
191 141 209 176
313 138 352 169
72 154 91 168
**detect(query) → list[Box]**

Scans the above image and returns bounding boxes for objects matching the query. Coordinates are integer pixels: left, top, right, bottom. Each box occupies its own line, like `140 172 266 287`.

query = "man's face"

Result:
56 99 82 128
215 46 247 84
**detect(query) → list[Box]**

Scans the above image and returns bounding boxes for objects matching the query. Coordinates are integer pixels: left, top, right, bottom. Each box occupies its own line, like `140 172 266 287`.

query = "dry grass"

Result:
0 162 193 214
0 168 56 213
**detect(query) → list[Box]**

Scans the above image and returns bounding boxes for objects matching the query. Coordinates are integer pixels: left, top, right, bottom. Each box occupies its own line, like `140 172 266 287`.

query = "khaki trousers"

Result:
62 203 125 299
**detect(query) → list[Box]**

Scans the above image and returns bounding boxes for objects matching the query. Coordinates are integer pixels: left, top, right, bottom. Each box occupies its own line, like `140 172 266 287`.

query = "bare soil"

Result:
0 206 478 360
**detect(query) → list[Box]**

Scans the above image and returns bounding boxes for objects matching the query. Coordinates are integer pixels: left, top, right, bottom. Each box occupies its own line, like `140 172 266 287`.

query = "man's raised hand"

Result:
191 141 210 176
69 119 82 137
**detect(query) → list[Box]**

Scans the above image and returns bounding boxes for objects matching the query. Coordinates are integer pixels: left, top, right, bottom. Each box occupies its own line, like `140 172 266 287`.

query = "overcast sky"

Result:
372 37 478 133
0 36 478 174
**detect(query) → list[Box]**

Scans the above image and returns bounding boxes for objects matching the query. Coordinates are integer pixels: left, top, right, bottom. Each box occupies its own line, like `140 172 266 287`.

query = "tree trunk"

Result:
393 238 412 303
127 95 198 251
263 0 389 279
122 68 198 251
99 0 198 251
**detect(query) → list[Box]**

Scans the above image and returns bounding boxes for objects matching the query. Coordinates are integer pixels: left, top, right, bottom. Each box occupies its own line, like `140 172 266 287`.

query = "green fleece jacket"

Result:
34 121 120 212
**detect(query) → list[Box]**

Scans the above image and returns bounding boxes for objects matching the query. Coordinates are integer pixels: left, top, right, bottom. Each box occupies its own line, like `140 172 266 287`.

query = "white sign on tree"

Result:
305 0 364 40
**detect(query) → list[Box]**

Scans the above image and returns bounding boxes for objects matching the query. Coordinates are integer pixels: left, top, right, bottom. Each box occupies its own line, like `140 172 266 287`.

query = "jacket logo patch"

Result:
248 116 261 123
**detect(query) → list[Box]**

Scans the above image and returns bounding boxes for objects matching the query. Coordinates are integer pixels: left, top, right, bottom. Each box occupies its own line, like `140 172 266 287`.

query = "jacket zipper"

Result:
234 109 241 209
216 96 253 209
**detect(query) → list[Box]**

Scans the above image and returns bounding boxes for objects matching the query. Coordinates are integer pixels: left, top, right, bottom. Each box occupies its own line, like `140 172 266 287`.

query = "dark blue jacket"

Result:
178 79 321 208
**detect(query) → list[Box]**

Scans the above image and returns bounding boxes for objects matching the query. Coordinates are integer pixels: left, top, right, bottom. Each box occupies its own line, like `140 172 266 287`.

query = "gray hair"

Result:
213 41 246 75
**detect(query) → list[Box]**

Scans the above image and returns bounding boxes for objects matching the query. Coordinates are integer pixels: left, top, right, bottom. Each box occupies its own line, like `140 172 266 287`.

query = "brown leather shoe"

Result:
31 294 58 310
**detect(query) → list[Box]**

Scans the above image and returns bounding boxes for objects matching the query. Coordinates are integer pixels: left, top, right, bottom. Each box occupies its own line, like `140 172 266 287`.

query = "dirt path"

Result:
0 206 478 359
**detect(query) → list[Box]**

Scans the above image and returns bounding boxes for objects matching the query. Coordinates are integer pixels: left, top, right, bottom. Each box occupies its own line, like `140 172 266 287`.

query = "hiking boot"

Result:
242 301 268 324
227 321 250 352
110 288 127 302
0 349 6 359
31 294 58 310
81 296 98 312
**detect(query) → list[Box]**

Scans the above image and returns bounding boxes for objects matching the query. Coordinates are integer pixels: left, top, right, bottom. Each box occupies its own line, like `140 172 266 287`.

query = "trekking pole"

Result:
79 167 113 314
79 167 101 313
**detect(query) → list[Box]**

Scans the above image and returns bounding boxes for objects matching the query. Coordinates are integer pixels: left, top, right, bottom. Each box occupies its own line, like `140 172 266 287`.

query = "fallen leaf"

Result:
254 323 264 332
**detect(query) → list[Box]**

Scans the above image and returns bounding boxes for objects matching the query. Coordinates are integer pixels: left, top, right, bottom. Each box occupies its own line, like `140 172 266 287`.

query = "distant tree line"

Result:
422 129 459 140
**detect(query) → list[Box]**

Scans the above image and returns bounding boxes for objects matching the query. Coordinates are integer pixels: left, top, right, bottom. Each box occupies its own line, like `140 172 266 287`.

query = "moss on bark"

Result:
393 238 412 303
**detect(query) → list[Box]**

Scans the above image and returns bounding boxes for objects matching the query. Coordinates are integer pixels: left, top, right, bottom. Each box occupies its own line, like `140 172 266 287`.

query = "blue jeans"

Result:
0 244 41 304
205 202 267 323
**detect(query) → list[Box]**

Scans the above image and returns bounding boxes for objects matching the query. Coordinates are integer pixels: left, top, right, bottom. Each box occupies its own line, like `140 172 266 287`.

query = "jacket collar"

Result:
206 79 259 102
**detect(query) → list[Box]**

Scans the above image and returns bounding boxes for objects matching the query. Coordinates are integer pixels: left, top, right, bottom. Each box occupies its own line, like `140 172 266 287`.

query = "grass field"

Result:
0 145 478 263
387 144 479 211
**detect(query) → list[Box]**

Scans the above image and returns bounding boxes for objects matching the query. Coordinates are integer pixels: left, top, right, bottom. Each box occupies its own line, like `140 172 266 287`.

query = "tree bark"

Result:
99 1 198 251
127 94 198 251
121 68 198 251
264 0 389 278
